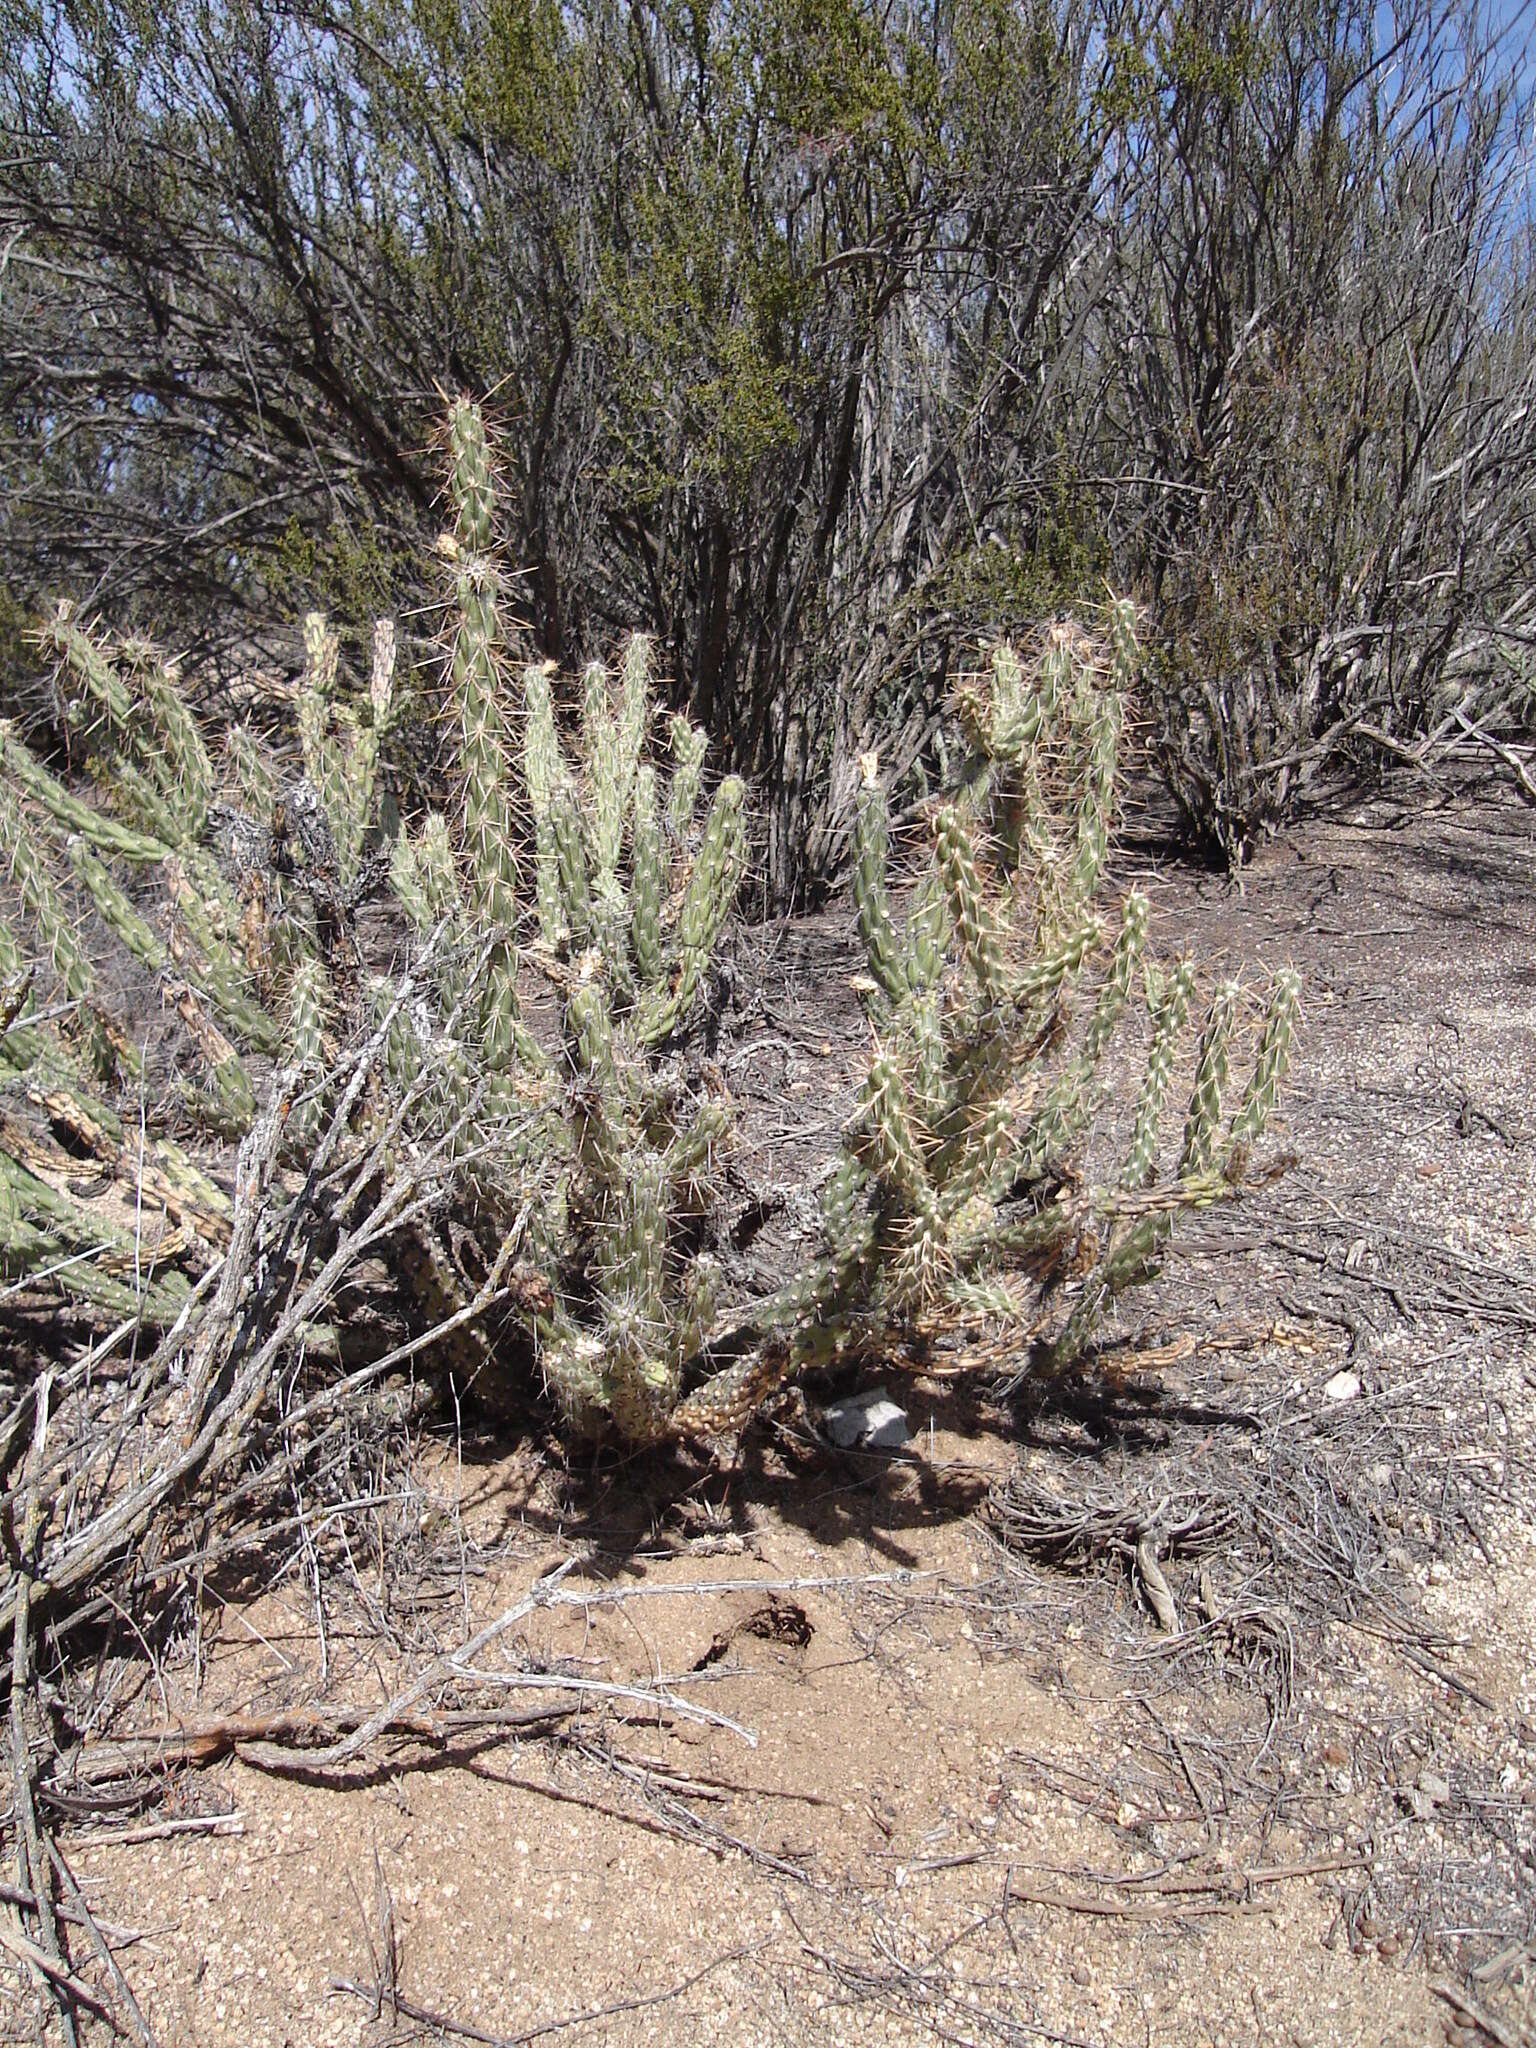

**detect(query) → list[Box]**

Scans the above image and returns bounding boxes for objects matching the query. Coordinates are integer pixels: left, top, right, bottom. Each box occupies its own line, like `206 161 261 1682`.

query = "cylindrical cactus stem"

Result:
0 723 166 864
1071 686 1122 900
228 724 277 820
0 792 93 1009
66 837 166 975
286 956 330 1141
453 558 519 932
861 1048 943 1252
641 775 747 1039
1125 958 1196 1187
522 662 571 948
302 610 340 703
852 770 907 1005
588 886 636 1002
0 926 40 1076
337 617 397 869
0 916 25 988
298 612 338 809
521 661 567 819
1229 968 1301 1146
906 987 949 1123
1 1152 192 1327
820 1152 876 1265
986 639 1054 763
665 1097 731 1201
369 618 398 731
667 1254 719 1383
903 867 949 992
365 972 425 1098
572 1081 628 1196
582 661 626 894
946 1096 1016 1210
605 1338 684 1447
43 603 138 744
986 642 1027 752
630 765 665 984
1013 914 1103 1011
667 714 708 837
110 760 180 847
128 643 215 840
1052 1214 1169 1368
665 1342 810 1440
531 819 567 951
583 638 650 896
549 794 592 947
1090 889 1148 1054
679 776 748 958
608 1149 668 1329
566 981 617 1083
444 404 517 939
935 805 1005 998
1015 887 1147 1177
617 634 652 771
1106 594 1140 697
389 832 436 935
414 813 464 924
447 397 496 553
539 1324 609 1430
1036 633 1073 732
481 944 523 1074
1180 979 1241 1177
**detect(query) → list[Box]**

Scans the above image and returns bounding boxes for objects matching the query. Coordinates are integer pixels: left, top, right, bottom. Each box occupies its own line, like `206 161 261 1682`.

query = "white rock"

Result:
823 1386 910 1449
1324 1369 1362 1402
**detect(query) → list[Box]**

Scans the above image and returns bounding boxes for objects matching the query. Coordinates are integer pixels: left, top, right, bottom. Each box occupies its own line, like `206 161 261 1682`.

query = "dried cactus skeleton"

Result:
0 399 1300 1445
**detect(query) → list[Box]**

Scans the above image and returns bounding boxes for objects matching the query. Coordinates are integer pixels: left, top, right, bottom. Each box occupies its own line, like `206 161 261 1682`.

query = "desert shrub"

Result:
1094 6 1536 861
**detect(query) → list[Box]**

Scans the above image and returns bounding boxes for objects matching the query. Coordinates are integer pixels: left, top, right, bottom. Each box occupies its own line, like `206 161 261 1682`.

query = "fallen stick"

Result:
0 1876 149 1942
0 1916 121 2028
330 1940 757 2046
61 1813 246 1848
72 1699 573 1778
1006 1877 1269 1921
46 1843 159 2048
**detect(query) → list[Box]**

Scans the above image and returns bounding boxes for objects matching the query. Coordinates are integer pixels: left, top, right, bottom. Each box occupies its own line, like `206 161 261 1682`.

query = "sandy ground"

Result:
12 791 1536 2048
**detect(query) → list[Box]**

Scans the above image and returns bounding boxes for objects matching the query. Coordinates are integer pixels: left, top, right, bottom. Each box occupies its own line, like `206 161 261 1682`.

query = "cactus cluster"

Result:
1 397 1300 1443
808 611 1302 1369
389 604 749 1435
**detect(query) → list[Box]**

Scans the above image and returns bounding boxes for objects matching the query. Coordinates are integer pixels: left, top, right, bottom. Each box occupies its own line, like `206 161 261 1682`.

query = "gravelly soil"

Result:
19 791 1536 2048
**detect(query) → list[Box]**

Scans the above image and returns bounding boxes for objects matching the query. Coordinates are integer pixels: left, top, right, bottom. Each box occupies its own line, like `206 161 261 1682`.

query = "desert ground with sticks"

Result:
9 786 1530 2048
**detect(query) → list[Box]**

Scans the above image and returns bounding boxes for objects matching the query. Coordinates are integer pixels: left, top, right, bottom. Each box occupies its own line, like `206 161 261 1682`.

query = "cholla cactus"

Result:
6 407 1300 1440
444 399 521 1070
296 611 388 889
499 634 750 1438
519 638 748 1046
805 608 1301 1373
373 409 753 1442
